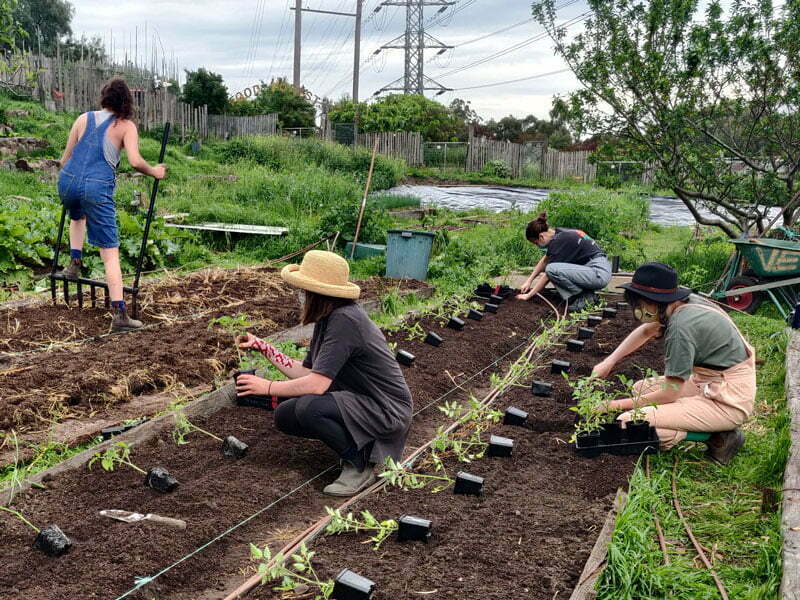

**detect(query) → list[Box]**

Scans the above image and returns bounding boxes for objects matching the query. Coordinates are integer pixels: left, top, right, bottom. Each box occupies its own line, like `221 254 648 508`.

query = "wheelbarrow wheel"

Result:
725 276 763 314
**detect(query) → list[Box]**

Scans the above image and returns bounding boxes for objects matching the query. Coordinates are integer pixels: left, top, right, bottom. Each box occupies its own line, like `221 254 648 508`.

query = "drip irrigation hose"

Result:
645 455 670 566
671 456 729 600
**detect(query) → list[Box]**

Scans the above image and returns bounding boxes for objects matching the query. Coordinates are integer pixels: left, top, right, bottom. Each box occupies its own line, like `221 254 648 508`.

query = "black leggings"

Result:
274 394 356 458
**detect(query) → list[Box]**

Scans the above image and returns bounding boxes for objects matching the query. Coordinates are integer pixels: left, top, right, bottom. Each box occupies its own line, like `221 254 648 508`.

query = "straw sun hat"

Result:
280 250 361 300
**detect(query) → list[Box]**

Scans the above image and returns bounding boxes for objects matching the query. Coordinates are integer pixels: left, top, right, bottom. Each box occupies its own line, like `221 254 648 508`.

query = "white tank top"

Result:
95 109 121 168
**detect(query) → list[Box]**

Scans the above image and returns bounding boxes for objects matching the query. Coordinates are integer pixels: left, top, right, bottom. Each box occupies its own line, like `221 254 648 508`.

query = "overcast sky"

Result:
69 0 590 122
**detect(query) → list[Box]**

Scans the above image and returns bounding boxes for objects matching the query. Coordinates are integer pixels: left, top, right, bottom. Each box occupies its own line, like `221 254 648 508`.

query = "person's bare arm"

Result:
236 372 332 398
122 123 166 179
521 255 548 293
516 256 549 300
592 322 662 377
58 114 85 166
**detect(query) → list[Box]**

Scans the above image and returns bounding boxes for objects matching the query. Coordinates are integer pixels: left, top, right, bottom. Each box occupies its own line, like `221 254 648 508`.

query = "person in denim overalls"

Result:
58 78 166 331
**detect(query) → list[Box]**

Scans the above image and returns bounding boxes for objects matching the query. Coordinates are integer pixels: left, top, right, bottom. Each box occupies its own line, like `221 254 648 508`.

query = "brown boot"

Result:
706 429 745 465
62 258 82 280
111 305 143 332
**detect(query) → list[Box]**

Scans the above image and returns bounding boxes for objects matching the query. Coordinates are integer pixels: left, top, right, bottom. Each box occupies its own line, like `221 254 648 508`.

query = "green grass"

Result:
597 314 789 599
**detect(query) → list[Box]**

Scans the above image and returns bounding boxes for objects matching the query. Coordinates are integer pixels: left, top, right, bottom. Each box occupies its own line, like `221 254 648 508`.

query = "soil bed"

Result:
0 295 555 599
0 270 429 437
249 308 664 600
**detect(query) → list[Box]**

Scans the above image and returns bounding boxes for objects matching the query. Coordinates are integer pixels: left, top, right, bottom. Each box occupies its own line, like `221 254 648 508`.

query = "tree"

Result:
533 0 800 236
480 114 573 149
181 68 228 115
58 34 106 62
328 94 462 142
253 78 316 129
12 0 72 55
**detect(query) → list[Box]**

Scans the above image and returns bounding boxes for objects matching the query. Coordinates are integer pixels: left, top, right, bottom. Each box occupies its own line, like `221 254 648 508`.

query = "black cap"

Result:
618 262 691 303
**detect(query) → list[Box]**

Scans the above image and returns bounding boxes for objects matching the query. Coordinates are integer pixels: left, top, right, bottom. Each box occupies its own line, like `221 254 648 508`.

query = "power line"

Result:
450 67 571 91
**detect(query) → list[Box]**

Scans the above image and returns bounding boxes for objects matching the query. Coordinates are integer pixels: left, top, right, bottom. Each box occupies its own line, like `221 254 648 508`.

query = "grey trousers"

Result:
545 255 613 300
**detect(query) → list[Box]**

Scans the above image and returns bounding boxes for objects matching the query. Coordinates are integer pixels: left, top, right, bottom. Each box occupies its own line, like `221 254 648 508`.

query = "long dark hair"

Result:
302 290 354 325
100 78 134 120
526 211 549 241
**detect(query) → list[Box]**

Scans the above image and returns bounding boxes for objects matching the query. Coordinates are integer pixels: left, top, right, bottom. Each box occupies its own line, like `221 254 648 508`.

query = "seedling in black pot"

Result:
474 283 493 298
173 412 248 458
587 315 602 327
577 326 595 340
0 507 72 557
566 339 585 352
624 420 651 442
454 472 484 495
467 308 483 321
396 350 416 366
447 316 465 331
90 441 179 493
602 307 618 319
424 331 443 347
483 302 499 314
531 380 553 396
503 406 528 426
487 435 514 457
234 369 273 410
332 568 376 600
551 360 571 375
397 515 433 543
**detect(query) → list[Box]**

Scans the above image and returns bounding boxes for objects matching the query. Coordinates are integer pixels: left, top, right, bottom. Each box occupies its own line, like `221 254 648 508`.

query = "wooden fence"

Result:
466 136 524 177
542 149 597 182
356 131 423 166
207 114 278 139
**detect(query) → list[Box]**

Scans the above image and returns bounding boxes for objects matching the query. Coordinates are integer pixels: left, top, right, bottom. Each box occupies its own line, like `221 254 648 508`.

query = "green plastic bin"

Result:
385 229 435 281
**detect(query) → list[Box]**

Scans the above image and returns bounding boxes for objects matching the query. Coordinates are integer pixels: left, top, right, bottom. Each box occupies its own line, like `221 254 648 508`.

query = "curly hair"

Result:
100 78 134 120
525 211 549 241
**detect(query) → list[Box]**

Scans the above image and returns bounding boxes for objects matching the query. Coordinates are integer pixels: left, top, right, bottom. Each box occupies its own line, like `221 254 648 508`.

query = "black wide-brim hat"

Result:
618 262 691 303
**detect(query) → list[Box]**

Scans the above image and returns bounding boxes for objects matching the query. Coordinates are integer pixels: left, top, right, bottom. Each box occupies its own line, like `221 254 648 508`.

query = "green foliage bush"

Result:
317 200 392 245
537 190 650 257
481 160 512 179
659 234 731 289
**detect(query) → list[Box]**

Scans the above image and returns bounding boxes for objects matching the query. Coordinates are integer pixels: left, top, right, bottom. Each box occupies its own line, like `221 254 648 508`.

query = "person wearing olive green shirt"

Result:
592 262 756 465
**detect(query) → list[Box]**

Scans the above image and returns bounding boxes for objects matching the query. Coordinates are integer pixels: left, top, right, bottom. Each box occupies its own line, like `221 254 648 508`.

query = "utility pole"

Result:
291 1 364 102
373 0 454 97
293 0 302 89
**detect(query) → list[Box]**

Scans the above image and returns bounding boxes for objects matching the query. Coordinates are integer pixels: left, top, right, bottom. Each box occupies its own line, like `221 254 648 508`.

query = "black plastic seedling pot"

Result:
397 515 432 543
33 524 71 557
566 339 584 352
577 327 595 340
575 431 602 458
332 568 376 600
531 380 553 396
467 308 483 321
487 434 514 457
551 360 571 375
145 466 179 493
424 331 443 347
447 316 465 331
222 435 249 458
483 303 499 314
233 369 274 410
587 315 603 327
602 307 618 319
474 283 493 298
625 420 651 443
617 301 629 310
396 350 416 366
503 406 528 426
575 423 659 457
600 421 622 444
454 471 484 495
489 294 503 304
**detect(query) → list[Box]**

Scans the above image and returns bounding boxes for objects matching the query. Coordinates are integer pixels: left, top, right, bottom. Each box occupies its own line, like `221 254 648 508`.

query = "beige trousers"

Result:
617 303 756 450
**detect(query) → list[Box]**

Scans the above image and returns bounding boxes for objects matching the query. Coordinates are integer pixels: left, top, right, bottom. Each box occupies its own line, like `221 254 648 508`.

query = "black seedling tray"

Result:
424 331 443 347
531 380 553 397
566 339 584 352
487 434 513 457
233 369 275 410
397 515 432 542
222 435 249 458
577 326 595 340
503 406 528 426
101 418 149 441
447 317 465 331
332 568 376 600
145 466 179 493
483 303 499 314
467 308 483 321
33 524 71 557
454 471 483 495
575 426 659 457
551 360 571 375
396 350 416 366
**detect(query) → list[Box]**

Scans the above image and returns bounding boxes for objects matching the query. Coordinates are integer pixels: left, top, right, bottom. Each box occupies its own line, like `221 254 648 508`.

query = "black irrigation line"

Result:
110 318 553 598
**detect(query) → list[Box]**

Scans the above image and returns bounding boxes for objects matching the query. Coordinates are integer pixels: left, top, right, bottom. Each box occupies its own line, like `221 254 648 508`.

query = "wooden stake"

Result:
350 137 380 259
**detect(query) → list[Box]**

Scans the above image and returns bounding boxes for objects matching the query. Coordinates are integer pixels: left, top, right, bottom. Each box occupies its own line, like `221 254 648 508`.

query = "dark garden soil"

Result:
249 308 665 600
0 294 558 600
0 269 429 436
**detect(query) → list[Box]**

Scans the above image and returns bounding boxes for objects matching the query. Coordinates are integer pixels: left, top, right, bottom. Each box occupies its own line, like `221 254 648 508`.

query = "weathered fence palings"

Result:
207 114 278 139
355 131 423 166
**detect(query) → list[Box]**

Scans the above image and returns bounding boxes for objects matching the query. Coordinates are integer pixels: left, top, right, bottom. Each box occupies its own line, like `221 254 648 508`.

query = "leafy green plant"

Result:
379 456 453 493
403 322 426 342
618 367 664 423
324 507 398 549
172 412 222 445
481 159 511 178
250 542 333 599
88 442 146 474
568 375 619 425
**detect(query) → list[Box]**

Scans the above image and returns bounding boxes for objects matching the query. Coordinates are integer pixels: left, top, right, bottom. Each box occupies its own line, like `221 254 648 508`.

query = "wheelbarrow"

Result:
711 235 800 318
